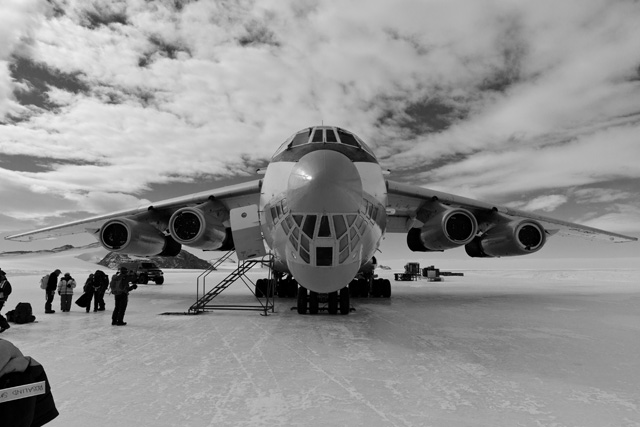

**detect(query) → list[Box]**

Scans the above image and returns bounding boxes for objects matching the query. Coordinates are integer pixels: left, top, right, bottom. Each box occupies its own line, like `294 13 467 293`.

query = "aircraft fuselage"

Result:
259 127 387 294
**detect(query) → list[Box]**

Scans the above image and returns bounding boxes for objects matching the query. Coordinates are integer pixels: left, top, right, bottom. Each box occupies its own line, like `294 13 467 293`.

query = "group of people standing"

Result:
0 266 139 332
43 267 137 325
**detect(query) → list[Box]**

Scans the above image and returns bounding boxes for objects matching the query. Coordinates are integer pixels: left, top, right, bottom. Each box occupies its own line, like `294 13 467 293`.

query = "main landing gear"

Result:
296 287 352 315
255 273 391 315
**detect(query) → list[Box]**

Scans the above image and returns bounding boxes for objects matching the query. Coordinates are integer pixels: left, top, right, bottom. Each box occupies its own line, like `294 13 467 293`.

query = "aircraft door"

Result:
230 205 267 260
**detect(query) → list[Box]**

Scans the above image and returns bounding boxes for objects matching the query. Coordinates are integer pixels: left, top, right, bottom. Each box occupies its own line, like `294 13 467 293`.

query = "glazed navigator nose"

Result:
286 150 362 214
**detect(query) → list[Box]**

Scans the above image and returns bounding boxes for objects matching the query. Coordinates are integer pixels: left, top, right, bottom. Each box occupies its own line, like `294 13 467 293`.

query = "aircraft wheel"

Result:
297 286 307 314
382 279 391 298
309 292 319 314
371 279 381 297
339 288 350 315
328 292 338 314
256 279 265 297
267 278 276 297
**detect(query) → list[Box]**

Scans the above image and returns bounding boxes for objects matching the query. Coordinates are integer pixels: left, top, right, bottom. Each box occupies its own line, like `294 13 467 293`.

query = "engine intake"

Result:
407 208 478 252
169 203 233 250
100 218 181 256
465 219 546 258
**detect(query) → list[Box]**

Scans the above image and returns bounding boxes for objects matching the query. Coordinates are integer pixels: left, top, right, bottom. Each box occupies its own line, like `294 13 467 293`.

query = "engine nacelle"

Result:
168 204 233 250
407 208 478 252
100 218 182 256
465 219 546 258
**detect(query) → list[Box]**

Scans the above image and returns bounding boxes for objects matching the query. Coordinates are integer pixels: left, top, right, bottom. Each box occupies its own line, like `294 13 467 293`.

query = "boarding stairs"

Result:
188 250 275 316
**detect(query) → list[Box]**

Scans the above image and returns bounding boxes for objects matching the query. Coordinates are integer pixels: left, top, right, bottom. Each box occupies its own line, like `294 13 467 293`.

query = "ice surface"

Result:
1 249 639 426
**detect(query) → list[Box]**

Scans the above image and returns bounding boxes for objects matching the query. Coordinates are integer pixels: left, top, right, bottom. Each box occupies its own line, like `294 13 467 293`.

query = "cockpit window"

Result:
291 130 311 147
337 129 359 148
333 215 347 238
273 126 377 158
302 215 317 237
312 129 324 143
318 215 331 237
281 210 374 266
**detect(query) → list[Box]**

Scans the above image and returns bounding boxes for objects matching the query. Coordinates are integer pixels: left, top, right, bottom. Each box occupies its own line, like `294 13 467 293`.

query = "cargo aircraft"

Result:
6 126 637 314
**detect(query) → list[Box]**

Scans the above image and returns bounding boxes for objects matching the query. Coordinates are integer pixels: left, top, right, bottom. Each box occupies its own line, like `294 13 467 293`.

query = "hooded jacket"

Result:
57 275 76 295
0 338 59 426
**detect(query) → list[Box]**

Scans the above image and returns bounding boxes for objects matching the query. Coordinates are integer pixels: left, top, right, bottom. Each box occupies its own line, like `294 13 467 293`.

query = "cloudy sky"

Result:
1 0 639 254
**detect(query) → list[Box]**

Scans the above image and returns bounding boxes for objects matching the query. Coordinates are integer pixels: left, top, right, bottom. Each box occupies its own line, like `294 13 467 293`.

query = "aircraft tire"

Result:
371 279 381 297
339 288 350 315
328 292 338 314
309 292 319 314
382 279 391 298
256 279 265 298
297 287 308 314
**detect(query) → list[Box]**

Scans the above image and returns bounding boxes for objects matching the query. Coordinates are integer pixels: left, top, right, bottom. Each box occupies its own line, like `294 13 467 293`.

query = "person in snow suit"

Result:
57 273 76 312
44 270 61 314
93 270 109 311
82 274 95 313
0 270 12 333
110 267 137 326
0 338 59 426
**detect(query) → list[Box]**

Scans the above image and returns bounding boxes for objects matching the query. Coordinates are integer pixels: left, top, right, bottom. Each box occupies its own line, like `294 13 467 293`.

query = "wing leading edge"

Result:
385 180 637 243
5 180 262 242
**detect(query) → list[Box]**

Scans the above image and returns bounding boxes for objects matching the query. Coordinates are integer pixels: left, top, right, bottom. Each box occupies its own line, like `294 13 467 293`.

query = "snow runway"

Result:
2 263 640 426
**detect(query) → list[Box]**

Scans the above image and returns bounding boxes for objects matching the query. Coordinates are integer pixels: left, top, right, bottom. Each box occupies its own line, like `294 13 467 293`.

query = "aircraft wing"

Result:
6 180 262 242
385 180 637 243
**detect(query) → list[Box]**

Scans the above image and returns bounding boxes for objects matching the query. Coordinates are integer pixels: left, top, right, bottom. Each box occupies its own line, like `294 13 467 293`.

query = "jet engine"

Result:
168 204 233 250
99 218 181 256
407 208 478 252
465 219 546 258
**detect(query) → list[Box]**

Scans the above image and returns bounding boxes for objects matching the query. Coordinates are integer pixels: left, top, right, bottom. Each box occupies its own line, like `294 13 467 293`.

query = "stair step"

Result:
189 253 274 314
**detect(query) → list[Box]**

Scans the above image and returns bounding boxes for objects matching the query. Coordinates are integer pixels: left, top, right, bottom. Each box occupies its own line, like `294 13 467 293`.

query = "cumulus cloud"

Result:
0 0 639 235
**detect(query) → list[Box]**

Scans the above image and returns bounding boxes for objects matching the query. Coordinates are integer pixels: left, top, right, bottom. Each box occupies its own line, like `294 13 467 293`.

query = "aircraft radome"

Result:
6 126 637 315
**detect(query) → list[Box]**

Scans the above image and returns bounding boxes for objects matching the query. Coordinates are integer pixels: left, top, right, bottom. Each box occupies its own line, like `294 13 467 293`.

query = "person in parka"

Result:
110 267 137 326
0 269 12 333
93 270 109 311
44 270 61 314
57 273 76 312
82 274 95 313
0 338 59 425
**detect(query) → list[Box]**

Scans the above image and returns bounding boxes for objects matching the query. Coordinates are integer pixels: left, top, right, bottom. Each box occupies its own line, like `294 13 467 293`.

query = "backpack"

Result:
40 274 50 290
12 302 36 324
109 275 121 295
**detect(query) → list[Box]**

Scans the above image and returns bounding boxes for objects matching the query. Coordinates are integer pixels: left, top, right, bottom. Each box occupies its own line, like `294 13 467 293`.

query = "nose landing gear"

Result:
296 287 352 315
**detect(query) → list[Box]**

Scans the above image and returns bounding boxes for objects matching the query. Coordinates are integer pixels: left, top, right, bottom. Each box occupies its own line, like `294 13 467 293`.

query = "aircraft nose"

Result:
287 150 362 213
